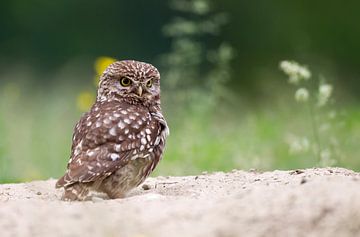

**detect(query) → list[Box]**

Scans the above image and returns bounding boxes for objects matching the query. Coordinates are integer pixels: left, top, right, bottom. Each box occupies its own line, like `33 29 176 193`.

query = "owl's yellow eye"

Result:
146 79 153 88
120 77 132 87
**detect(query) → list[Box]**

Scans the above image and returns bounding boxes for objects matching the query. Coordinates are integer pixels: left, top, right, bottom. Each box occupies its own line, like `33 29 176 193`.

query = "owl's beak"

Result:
136 86 143 96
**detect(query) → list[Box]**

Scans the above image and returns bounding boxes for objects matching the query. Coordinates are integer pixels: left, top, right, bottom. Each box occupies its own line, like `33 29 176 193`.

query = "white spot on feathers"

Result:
109 127 117 136
154 136 160 146
132 124 139 129
118 121 125 129
110 153 119 161
114 144 121 152
104 118 111 124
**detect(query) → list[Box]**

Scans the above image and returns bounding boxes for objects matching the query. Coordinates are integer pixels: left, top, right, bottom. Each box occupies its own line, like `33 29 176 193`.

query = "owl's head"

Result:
97 60 161 106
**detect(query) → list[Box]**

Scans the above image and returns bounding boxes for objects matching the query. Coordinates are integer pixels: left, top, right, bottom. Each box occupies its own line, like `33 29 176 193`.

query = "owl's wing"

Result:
56 147 133 188
56 101 156 188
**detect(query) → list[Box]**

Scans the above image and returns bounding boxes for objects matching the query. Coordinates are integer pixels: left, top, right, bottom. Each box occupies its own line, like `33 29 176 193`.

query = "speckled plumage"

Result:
56 60 169 201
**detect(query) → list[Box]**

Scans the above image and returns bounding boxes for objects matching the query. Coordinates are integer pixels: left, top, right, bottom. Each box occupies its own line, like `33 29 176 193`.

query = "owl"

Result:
56 60 169 201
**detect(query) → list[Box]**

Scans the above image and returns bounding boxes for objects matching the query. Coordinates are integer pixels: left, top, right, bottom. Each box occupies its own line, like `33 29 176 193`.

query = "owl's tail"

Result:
55 175 66 188
55 173 73 188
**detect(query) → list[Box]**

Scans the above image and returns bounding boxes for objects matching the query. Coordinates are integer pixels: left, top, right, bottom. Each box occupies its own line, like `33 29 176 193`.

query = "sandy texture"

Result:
0 167 360 237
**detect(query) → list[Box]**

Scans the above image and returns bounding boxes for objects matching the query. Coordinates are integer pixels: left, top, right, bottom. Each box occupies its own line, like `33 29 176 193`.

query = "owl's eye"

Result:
120 77 132 87
146 79 153 88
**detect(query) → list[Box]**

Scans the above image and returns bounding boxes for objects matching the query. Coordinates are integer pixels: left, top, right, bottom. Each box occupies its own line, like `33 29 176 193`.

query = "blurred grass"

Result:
0 69 359 183
158 96 360 176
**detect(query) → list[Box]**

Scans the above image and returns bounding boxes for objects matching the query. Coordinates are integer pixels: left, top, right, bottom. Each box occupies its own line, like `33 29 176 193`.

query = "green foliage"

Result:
160 0 234 116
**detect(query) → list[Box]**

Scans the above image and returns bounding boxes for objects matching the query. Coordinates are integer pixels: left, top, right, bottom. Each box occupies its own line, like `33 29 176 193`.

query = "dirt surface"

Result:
0 167 360 237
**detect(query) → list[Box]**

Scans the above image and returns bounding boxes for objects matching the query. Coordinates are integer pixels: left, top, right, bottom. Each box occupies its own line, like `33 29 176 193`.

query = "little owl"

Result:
56 60 169 201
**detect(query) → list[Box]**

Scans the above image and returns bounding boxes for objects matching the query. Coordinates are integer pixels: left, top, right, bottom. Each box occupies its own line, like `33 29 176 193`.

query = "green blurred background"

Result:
0 0 359 182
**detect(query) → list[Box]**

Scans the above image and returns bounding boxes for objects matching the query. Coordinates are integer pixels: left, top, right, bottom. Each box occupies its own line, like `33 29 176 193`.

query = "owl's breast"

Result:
101 151 156 194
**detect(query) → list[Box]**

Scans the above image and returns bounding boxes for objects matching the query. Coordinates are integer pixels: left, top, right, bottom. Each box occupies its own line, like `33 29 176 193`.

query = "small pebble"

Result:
36 191 42 195
142 184 151 190
290 170 304 175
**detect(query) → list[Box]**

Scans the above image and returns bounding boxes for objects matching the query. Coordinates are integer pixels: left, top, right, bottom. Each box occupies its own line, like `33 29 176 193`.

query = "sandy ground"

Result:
0 167 360 237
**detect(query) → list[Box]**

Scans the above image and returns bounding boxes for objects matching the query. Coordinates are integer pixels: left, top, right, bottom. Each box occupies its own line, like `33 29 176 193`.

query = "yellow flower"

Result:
77 91 95 112
94 56 117 86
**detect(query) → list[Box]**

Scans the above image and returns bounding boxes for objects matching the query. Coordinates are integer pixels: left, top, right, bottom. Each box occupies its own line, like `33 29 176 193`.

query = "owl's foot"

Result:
61 184 89 201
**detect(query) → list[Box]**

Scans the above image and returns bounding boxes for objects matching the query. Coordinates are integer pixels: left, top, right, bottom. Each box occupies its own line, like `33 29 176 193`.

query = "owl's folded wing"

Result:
56 104 137 188
55 148 133 188
56 101 161 188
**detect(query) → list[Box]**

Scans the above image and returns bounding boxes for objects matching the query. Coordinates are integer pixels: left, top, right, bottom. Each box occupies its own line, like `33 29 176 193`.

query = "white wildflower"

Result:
319 149 336 166
287 135 310 154
279 60 311 85
298 67 311 80
295 88 309 102
318 84 333 107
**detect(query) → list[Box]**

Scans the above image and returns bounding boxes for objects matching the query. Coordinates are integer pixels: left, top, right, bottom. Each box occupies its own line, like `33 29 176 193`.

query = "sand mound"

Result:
0 167 359 237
